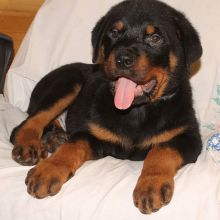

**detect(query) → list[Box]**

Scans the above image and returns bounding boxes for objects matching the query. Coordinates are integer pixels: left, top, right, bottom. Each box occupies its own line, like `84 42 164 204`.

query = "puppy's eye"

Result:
110 28 120 39
151 34 162 43
145 34 163 46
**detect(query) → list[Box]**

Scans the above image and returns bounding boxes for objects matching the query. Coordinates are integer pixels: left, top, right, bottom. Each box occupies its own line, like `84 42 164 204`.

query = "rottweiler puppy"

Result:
10 0 203 214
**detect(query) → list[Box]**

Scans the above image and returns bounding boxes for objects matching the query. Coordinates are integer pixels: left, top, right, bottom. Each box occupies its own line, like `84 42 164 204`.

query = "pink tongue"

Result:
114 77 137 110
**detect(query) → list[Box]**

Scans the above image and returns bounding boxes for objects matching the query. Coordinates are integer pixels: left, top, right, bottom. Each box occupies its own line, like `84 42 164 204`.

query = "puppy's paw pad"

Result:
133 175 174 214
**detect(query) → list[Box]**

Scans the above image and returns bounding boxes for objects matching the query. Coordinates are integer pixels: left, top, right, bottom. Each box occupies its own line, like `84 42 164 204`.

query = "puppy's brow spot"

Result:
146 25 155 34
114 21 124 31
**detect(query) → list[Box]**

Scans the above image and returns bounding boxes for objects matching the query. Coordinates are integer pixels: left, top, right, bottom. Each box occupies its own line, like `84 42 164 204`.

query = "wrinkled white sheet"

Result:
0 95 220 220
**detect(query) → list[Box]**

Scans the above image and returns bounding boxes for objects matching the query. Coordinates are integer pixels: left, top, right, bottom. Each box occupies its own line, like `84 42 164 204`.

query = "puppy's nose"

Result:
116 53 134 69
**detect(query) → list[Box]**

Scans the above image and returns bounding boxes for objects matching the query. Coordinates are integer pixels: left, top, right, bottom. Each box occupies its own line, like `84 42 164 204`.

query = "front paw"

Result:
133 174 174 214
12 127 47 166
42 127 69 153
25 161 72 199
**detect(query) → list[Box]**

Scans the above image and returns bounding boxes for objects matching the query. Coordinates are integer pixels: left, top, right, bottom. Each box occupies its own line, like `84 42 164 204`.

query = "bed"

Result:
1 0 220 219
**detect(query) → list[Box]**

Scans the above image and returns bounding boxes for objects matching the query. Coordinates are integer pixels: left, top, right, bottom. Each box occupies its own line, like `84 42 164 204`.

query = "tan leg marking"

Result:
133 146 183 214
12 85 81 165
25 140 93 198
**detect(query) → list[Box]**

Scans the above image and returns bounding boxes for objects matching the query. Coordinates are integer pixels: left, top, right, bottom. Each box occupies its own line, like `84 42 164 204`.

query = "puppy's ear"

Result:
174 11 202 66
92 15 109 63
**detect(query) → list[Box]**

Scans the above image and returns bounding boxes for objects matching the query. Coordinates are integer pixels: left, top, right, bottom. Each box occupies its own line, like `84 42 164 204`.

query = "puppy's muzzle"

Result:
116 50 135 69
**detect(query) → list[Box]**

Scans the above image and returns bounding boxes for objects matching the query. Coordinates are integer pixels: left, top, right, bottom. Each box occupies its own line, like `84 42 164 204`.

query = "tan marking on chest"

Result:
139 126 186 148
88 122 132 147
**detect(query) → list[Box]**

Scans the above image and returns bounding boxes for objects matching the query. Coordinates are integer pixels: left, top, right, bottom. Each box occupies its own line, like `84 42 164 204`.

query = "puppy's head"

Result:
92 0 202 110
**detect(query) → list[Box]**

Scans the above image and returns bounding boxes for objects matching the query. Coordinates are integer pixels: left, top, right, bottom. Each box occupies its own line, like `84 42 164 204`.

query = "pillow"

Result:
4 0 220 125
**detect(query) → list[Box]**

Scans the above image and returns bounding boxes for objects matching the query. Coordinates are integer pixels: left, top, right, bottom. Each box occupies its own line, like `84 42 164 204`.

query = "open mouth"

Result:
113 77 157 110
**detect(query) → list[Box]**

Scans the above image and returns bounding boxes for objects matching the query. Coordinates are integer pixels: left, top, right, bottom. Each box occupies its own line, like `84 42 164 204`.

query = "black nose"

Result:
116 53 134 69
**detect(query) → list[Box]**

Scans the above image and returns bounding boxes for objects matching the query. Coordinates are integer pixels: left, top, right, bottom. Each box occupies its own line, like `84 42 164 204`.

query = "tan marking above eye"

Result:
146 25 155 35
114 21 124 31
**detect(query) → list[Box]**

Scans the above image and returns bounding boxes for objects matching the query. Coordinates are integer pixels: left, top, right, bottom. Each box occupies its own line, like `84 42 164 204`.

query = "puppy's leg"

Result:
133 129 202 214
133 126 202 214
25 137 93 198
11 65 84 165
133 145 183 214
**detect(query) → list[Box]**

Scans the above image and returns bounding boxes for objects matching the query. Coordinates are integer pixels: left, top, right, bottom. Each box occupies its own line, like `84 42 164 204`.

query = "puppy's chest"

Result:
88 115 156 149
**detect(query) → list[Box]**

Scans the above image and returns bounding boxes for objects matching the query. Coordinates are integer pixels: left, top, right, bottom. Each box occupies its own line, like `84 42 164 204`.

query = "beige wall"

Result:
0 0 44 53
